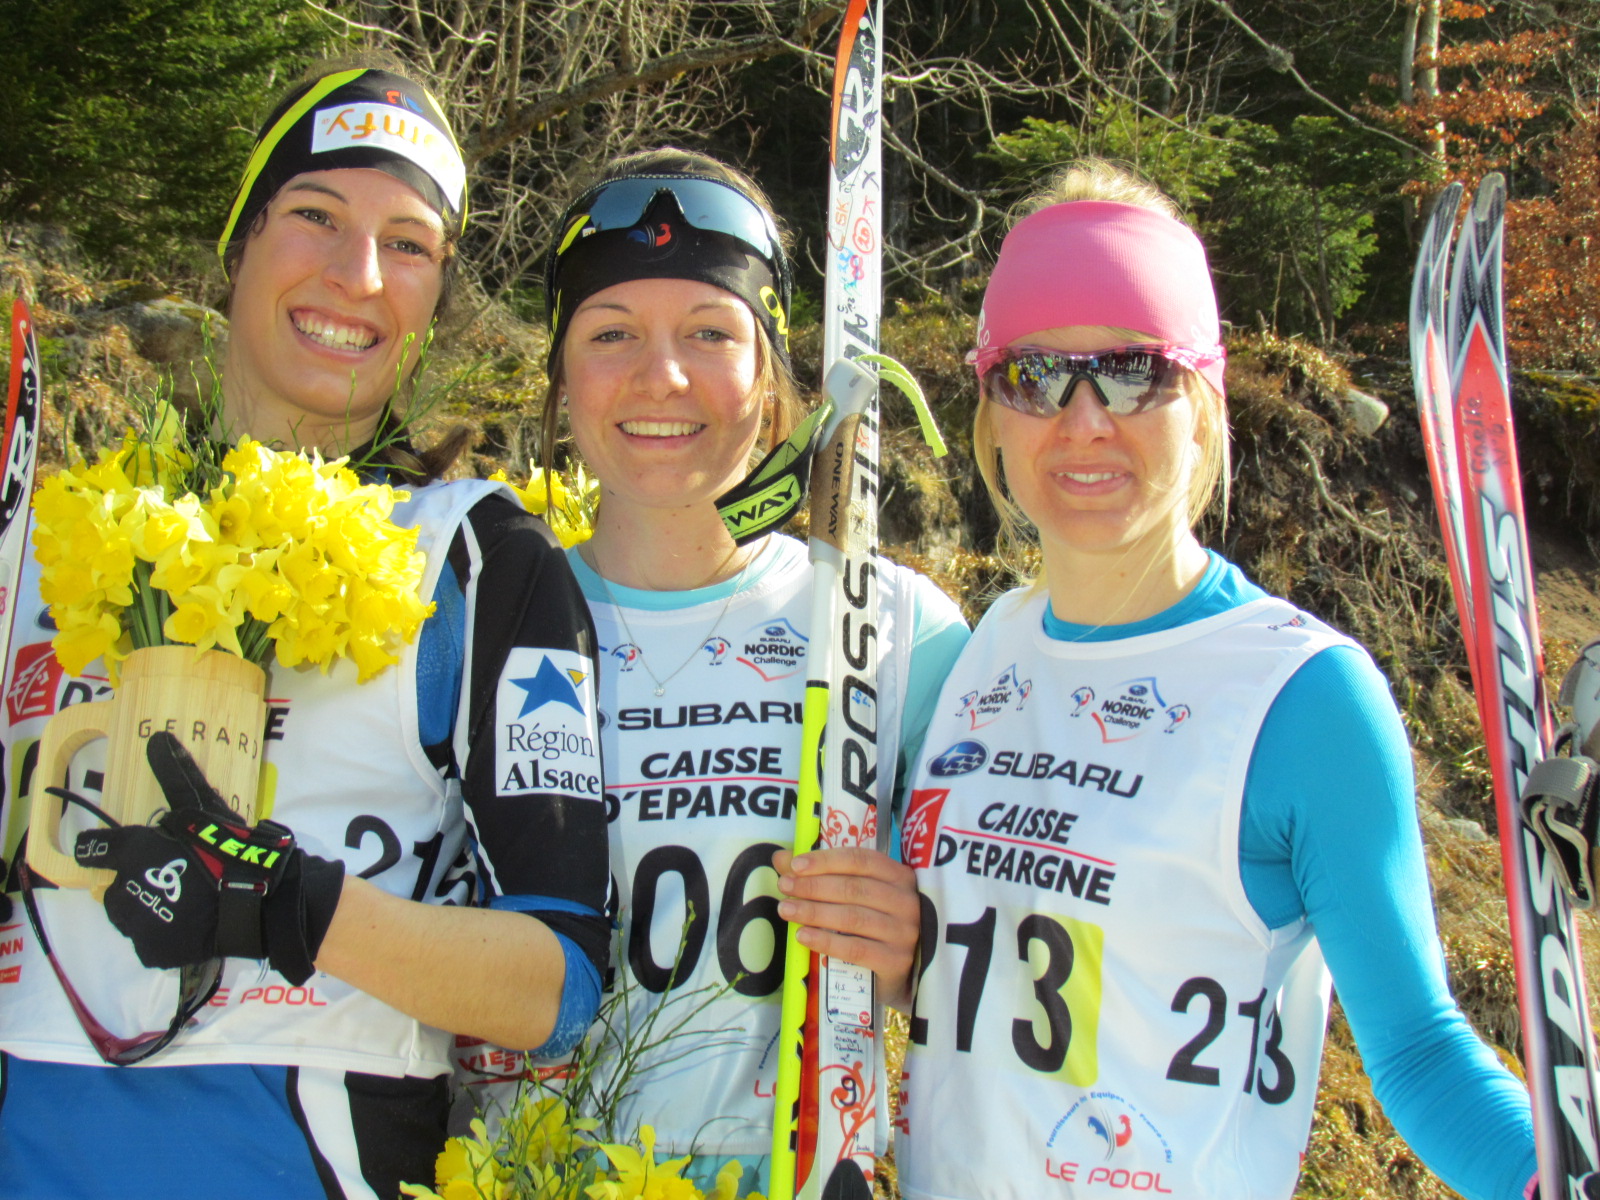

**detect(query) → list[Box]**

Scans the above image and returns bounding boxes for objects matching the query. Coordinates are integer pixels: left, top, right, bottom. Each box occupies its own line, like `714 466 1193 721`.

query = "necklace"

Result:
591 544 759 698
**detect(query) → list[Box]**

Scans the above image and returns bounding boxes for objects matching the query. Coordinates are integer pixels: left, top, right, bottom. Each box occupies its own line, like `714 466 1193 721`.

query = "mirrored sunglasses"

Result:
548 175 787 286
970 344 1219 418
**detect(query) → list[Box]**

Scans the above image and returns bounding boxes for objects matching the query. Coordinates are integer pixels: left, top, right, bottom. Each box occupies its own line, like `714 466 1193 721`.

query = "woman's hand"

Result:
771 845 922 1011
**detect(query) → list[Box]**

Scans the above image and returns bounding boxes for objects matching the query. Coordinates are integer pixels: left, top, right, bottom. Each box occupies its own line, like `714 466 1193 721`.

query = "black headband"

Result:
218 68 466 269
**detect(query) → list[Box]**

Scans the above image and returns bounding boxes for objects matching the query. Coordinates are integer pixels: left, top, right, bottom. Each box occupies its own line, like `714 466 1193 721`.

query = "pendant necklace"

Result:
593 543 759 698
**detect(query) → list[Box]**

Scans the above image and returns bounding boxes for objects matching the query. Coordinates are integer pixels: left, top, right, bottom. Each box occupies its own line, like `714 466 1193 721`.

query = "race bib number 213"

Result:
908 900 1104 1085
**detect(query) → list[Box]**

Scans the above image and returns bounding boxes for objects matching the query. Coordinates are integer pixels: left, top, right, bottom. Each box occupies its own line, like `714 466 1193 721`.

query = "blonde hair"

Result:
1014 158 1183 221
975 158 1230 553
540 148 803 481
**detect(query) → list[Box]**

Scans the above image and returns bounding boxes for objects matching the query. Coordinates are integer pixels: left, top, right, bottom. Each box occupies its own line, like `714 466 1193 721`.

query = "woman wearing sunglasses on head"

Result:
0 62 609 1199
893 160 1537 1200
511 148 967 1191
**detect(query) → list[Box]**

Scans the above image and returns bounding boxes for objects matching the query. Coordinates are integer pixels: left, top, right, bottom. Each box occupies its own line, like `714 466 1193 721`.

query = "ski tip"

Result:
828 0 873 162
1473 172 1507 218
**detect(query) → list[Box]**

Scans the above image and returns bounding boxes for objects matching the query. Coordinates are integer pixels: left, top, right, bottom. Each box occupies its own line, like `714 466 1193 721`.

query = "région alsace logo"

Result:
494 649 601 799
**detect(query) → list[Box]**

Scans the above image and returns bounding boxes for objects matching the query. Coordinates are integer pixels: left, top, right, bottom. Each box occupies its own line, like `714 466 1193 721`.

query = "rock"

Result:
1338 386 1389 435
103 298 228 410
1444 817 1492 843
109 298 227 366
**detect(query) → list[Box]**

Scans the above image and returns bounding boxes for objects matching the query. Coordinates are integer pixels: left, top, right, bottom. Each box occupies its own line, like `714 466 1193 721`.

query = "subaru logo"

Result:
765 625 785 637
1129 684 1147 696
929 740 988 776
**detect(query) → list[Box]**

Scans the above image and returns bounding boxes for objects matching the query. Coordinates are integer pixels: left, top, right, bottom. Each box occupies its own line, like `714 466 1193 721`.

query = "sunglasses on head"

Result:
546 175 790 296
968 344 1222 419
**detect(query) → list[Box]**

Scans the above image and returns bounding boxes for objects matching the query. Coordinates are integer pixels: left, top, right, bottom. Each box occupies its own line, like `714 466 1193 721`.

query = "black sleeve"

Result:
450 493 610 975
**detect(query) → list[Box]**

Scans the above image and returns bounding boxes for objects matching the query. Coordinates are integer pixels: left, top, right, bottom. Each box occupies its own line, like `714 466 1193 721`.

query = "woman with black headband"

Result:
500 148 967 1192
0 63 609 1199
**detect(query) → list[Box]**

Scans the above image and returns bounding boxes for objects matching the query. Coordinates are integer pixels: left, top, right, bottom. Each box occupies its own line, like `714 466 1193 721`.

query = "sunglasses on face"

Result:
969 344 1220 419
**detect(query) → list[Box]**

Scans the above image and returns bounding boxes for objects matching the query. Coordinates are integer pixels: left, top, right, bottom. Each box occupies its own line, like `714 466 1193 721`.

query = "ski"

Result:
770 3 885 1199
1411 173 1600 1198
0 298 42 865
1408 182 1476 684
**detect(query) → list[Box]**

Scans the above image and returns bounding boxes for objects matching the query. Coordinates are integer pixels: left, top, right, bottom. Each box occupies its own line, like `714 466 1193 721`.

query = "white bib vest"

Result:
0 480 505 1078
459 537 913 1157
898 588 1353 1200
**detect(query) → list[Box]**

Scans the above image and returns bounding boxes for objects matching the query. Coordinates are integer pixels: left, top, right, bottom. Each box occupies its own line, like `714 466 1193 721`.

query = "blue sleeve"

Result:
1242 645 1536 1200
896 575 971 793
489 894 604 1056
416 562 465 752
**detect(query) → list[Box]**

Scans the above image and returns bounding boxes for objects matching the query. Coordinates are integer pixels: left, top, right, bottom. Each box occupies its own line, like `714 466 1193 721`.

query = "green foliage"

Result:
0 0 337 278
985 100 1253 211
1212 117 1398 338
987 104 1402 342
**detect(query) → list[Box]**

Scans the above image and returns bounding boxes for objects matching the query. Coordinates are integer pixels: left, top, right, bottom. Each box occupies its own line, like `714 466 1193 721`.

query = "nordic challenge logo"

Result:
927 739 988 777
737 617 808 682
1071 677 1191 743
901 788 949 869
954 664 1031 730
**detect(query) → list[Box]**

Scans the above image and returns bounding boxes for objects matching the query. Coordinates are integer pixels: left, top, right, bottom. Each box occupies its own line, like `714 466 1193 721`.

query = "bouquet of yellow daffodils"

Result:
492 462 598 548
31 404 432 683
409 927 764 1200
403 1098 759 1200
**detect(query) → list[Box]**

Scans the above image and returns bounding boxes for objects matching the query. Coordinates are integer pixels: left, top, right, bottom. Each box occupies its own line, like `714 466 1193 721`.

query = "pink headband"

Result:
975 200 1226 396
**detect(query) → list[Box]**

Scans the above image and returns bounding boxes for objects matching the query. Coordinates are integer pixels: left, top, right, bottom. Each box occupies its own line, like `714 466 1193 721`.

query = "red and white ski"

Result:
0 300 41 666
1410 173 1600 1198
1 298 43 864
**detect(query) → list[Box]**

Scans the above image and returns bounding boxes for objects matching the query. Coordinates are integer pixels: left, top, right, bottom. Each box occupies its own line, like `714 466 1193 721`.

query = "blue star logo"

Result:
511 656 588 717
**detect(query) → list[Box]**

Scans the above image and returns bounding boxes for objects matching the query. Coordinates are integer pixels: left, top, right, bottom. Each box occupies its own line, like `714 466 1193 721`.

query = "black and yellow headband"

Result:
218 68 467 271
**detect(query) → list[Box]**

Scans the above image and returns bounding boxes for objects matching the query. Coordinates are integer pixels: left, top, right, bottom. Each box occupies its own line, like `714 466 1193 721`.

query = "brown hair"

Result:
975 158 1230 551
538 148 803 486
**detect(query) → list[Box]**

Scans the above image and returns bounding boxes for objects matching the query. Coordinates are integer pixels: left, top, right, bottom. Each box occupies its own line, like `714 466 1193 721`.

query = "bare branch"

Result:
1200 0 1439 158
465 4 844 163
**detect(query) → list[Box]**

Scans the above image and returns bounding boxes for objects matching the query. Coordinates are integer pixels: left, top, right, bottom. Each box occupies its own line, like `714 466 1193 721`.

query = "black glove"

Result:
72 732 344 984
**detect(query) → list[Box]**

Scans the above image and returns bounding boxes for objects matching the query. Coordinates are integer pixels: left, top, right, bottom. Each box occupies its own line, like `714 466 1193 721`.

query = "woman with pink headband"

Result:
893 160 1536 1200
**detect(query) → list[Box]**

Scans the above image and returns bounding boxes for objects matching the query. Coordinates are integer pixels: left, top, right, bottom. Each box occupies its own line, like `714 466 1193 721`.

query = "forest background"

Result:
3 2 1600 1198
